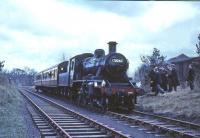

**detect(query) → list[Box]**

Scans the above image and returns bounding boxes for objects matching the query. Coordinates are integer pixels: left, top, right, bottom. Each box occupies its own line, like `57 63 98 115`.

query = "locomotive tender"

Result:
34 41 137 110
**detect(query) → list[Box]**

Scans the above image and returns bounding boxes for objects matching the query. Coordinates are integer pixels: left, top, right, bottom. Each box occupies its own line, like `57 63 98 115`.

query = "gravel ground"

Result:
32 90 168 138
20 96 41 138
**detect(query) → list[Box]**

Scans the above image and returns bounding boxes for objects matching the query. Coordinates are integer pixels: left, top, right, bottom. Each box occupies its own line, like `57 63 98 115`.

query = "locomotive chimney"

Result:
108 41 117 54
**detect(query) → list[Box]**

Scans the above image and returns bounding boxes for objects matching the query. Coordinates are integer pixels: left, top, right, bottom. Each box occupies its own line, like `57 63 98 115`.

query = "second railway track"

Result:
106 110 200 138
19 88 130 138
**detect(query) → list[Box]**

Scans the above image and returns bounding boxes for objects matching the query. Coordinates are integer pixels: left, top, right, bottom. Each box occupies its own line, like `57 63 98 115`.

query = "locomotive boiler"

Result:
82 41 129 82
34 41 137 111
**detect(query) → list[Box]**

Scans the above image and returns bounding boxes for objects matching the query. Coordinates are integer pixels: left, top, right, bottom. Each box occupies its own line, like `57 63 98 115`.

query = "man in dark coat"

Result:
171 67 179 91
160 67 168 91
149 67 164 95
168 65 179 92
187 64 195 90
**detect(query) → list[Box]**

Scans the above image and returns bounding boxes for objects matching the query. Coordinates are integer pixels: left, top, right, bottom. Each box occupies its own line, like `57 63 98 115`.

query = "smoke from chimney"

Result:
108 41 117 54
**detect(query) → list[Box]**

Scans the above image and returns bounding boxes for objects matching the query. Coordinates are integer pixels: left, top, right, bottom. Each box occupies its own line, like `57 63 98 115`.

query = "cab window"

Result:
59 62 68 73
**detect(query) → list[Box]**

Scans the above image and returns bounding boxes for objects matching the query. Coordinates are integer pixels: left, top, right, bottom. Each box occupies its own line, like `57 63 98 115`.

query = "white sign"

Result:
112 58 123 63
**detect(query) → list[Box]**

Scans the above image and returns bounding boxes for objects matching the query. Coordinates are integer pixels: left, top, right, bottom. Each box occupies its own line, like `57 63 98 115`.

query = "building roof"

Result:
167 54 191 63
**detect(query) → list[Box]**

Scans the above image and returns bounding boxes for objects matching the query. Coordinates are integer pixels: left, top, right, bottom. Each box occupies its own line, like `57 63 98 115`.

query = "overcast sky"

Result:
0 0 200 76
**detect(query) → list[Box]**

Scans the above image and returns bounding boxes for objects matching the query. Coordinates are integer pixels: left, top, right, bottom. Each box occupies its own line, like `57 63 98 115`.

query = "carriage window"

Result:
55 69 58 78
53 70 55 78
36 75 41 80
71 61 74 70
49 72 52 78
51 71 54 78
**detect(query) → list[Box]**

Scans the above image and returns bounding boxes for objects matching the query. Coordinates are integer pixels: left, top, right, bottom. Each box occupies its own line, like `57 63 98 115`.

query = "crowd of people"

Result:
148 64 195 95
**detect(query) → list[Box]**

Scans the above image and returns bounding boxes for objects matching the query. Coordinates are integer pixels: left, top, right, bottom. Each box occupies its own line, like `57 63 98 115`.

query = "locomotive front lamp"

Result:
128 92 133 95
101 80 106 87
94 82 98 87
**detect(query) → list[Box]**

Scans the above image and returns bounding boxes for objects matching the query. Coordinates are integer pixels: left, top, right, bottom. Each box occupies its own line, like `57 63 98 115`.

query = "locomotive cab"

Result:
69 53 93 86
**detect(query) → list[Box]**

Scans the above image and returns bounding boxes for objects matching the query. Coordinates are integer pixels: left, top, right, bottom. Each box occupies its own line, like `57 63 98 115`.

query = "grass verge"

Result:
137 88 200 123
0 84 26 137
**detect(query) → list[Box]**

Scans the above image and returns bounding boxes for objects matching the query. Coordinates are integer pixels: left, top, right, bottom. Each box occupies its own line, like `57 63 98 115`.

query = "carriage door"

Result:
69 58 75 86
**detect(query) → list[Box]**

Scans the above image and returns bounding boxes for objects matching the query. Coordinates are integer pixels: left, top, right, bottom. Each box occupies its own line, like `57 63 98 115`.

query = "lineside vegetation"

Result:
0 78 26 137
138 88 200 123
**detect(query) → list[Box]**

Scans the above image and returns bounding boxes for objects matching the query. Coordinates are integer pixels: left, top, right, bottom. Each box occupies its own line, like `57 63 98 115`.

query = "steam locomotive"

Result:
34 41 137 110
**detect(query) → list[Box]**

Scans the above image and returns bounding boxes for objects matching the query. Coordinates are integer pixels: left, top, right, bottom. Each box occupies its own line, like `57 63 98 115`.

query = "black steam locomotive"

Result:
34 41 137 110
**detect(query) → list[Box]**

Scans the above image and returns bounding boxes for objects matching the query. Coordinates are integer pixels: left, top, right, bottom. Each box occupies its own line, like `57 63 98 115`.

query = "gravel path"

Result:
20 94 41 138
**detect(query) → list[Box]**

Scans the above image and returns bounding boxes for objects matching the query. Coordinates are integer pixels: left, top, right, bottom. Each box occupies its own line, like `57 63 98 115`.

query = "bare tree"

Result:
59 53 67 62
23 67 37 85
0 60 5 72
9 67 37 86
0 60 6 84
196 34 200 56
0 61 36 85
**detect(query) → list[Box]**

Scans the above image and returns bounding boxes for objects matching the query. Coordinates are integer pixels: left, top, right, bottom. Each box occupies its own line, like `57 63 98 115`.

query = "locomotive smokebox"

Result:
108 41 117 54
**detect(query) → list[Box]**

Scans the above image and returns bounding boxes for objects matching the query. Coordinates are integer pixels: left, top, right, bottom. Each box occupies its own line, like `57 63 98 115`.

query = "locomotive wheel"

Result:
77 93 81 106
101 96 107 112
78 93 88 106
82 96 88 106
35 87 39 92
127 96 134 111
108 95 117 111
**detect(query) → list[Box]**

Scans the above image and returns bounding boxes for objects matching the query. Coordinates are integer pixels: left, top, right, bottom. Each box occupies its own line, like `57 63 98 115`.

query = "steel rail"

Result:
20 90 72 138
133 110 200 130
106 111 200 138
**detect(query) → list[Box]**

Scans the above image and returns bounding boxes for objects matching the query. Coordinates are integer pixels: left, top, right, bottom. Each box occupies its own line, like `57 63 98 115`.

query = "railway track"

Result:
19 88 130 138
106 110 200 138
21 87 200 138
